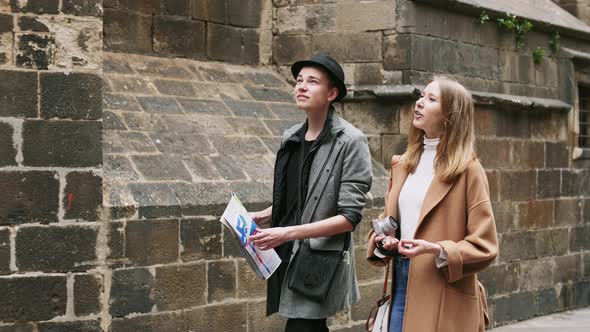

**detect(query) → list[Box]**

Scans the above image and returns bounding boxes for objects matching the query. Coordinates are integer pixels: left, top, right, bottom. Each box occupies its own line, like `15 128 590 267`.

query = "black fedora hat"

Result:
291 54 347 102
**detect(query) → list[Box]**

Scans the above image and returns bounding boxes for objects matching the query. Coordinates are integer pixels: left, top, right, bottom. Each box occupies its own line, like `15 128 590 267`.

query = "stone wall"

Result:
103 0 272 65
0 0 104 331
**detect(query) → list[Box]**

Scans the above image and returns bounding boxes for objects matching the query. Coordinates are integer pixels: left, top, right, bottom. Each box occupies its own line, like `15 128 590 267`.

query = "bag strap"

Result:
381 260 390 297
365 260 392 331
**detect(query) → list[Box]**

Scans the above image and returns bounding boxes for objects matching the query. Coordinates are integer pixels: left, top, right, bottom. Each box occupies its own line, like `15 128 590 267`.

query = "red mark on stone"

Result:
66 193 74 211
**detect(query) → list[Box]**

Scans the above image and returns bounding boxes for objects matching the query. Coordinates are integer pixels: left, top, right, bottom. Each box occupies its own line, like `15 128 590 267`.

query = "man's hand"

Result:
374 234 399 252
250 206 272 225
249 227 293 250
397 239 441 258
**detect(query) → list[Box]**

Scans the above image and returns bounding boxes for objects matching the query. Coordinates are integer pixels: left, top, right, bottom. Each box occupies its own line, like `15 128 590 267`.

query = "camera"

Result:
371 215 398 236
371 215 399 258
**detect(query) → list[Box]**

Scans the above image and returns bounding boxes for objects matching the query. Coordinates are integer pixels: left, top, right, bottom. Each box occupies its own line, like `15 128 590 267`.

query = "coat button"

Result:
314 196 318 200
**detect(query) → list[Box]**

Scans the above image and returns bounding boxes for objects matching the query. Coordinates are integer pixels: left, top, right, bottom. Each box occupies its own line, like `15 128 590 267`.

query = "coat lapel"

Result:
416 176 454 232
387 164 409 219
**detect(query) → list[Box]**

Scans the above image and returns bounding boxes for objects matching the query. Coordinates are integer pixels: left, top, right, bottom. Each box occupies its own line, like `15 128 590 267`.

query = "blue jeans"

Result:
389 256 410 332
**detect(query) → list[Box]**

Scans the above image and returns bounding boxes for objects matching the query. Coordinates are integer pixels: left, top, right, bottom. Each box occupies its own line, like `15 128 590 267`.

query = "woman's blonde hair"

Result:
402 75 476 182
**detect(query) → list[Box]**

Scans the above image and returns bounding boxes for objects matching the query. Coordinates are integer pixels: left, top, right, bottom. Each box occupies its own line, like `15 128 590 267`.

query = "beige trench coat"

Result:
367 157 498 332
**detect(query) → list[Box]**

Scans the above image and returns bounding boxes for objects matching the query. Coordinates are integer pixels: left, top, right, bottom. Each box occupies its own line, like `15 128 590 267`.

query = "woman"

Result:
366 76 498 332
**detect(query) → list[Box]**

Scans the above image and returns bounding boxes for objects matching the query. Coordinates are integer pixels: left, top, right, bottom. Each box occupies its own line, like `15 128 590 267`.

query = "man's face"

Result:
294 66 338 111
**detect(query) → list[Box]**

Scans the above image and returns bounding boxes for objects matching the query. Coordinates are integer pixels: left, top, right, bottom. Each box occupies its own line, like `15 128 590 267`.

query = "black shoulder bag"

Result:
287 232 350 302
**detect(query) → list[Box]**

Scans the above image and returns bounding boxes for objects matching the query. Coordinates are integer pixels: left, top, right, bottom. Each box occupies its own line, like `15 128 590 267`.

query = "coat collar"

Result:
282 106 344 144
388 162 454 236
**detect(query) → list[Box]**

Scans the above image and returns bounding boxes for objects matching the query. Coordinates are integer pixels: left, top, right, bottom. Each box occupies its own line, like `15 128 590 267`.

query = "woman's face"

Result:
413 81 445 139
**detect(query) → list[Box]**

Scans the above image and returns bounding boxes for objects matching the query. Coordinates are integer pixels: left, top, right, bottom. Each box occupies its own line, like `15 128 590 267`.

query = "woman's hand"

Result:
398 239 441 258
249 227 293 250
374 234 399 252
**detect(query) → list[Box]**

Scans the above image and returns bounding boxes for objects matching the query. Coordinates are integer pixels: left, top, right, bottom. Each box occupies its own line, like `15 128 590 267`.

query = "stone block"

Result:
495 111 530 138
571 224 590 252
342 101 399 135
511 141 545 169
191 0 226 23
16 226 97 272
103 94 141 111
223 225 243 258
0 171 59 225
0 122 16 166
0 228 9 275
209 136 267 156
535 228 569 258
537 169 561 199
0 70 37 117
103 9 152 53
0 323 36 332
273 34 311 65
478 263 519 296
499 170 537 201
474 108 496 136
111 312 186 332
208 260 236 303
530 111 567 141
154 17 206 59
562 169 590 197
312 32 382 62
554 198 583 226
121 112 166 131
183 156 221 181
574 280 590 307
535 57 558 87
207 23 259 64
186 303 247 331
117 0 159 14
0 276 66 322
518 200 553 229
227 0 262 28
74 274 102 316
534 287 562 317
486 170 500 202
238 259 266 299
546 141 569 168
493 291 536 324
499 231 536 262
152 79 196 96
161 0 190 16
110 267 155 317
554 254 582 284
37 320 101 332
63 172 102 221
226 117 273 136
62 0 103 16
125 219 179 266
11 0 58 14
238 155 274 182
103 110 127 130
103 131 157 154
15 33 55 70
149 130 215 155
155 263 207 310
23 120 101 167
224 100 274 118
275 6 307 34
179 98 232 115
518 258 555 291
0 31 13 65
247 300 285 331
354 246 386 283
0 13 12 32
180 217 222 261
492 201 516 234
246 87 292 102
335 0 395 31
132 155 192 181
136 96 183 113
108 221 125 260
209 156 247 181
108 76 156 95
476 139 510 170
585 252 590 278
501 52 535 83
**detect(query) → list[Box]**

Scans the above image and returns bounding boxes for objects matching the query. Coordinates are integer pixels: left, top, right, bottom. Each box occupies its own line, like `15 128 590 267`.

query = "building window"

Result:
579 85 590 149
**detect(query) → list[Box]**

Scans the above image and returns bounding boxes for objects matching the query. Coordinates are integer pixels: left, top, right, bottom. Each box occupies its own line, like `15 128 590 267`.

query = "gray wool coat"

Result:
275 112 373 319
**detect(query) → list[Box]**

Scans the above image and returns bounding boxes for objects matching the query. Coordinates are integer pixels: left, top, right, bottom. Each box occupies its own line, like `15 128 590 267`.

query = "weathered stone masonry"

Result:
0 0 589 331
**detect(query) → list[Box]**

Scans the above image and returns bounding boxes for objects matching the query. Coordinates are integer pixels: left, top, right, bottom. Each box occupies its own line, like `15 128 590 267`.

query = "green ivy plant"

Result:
532 47 545 64
549 31 560 53
478 11 490 24
497 13 533 48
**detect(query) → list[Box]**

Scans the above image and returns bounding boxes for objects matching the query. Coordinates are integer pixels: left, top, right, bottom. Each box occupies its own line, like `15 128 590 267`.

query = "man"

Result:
249 54 373 332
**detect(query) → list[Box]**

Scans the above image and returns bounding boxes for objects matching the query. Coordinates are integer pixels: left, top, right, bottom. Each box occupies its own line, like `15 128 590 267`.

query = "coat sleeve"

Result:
437 162 498 283
337 133 373 228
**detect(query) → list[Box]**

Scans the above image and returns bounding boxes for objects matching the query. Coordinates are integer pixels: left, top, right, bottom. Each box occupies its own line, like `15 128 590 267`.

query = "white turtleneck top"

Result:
398 137 448 267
